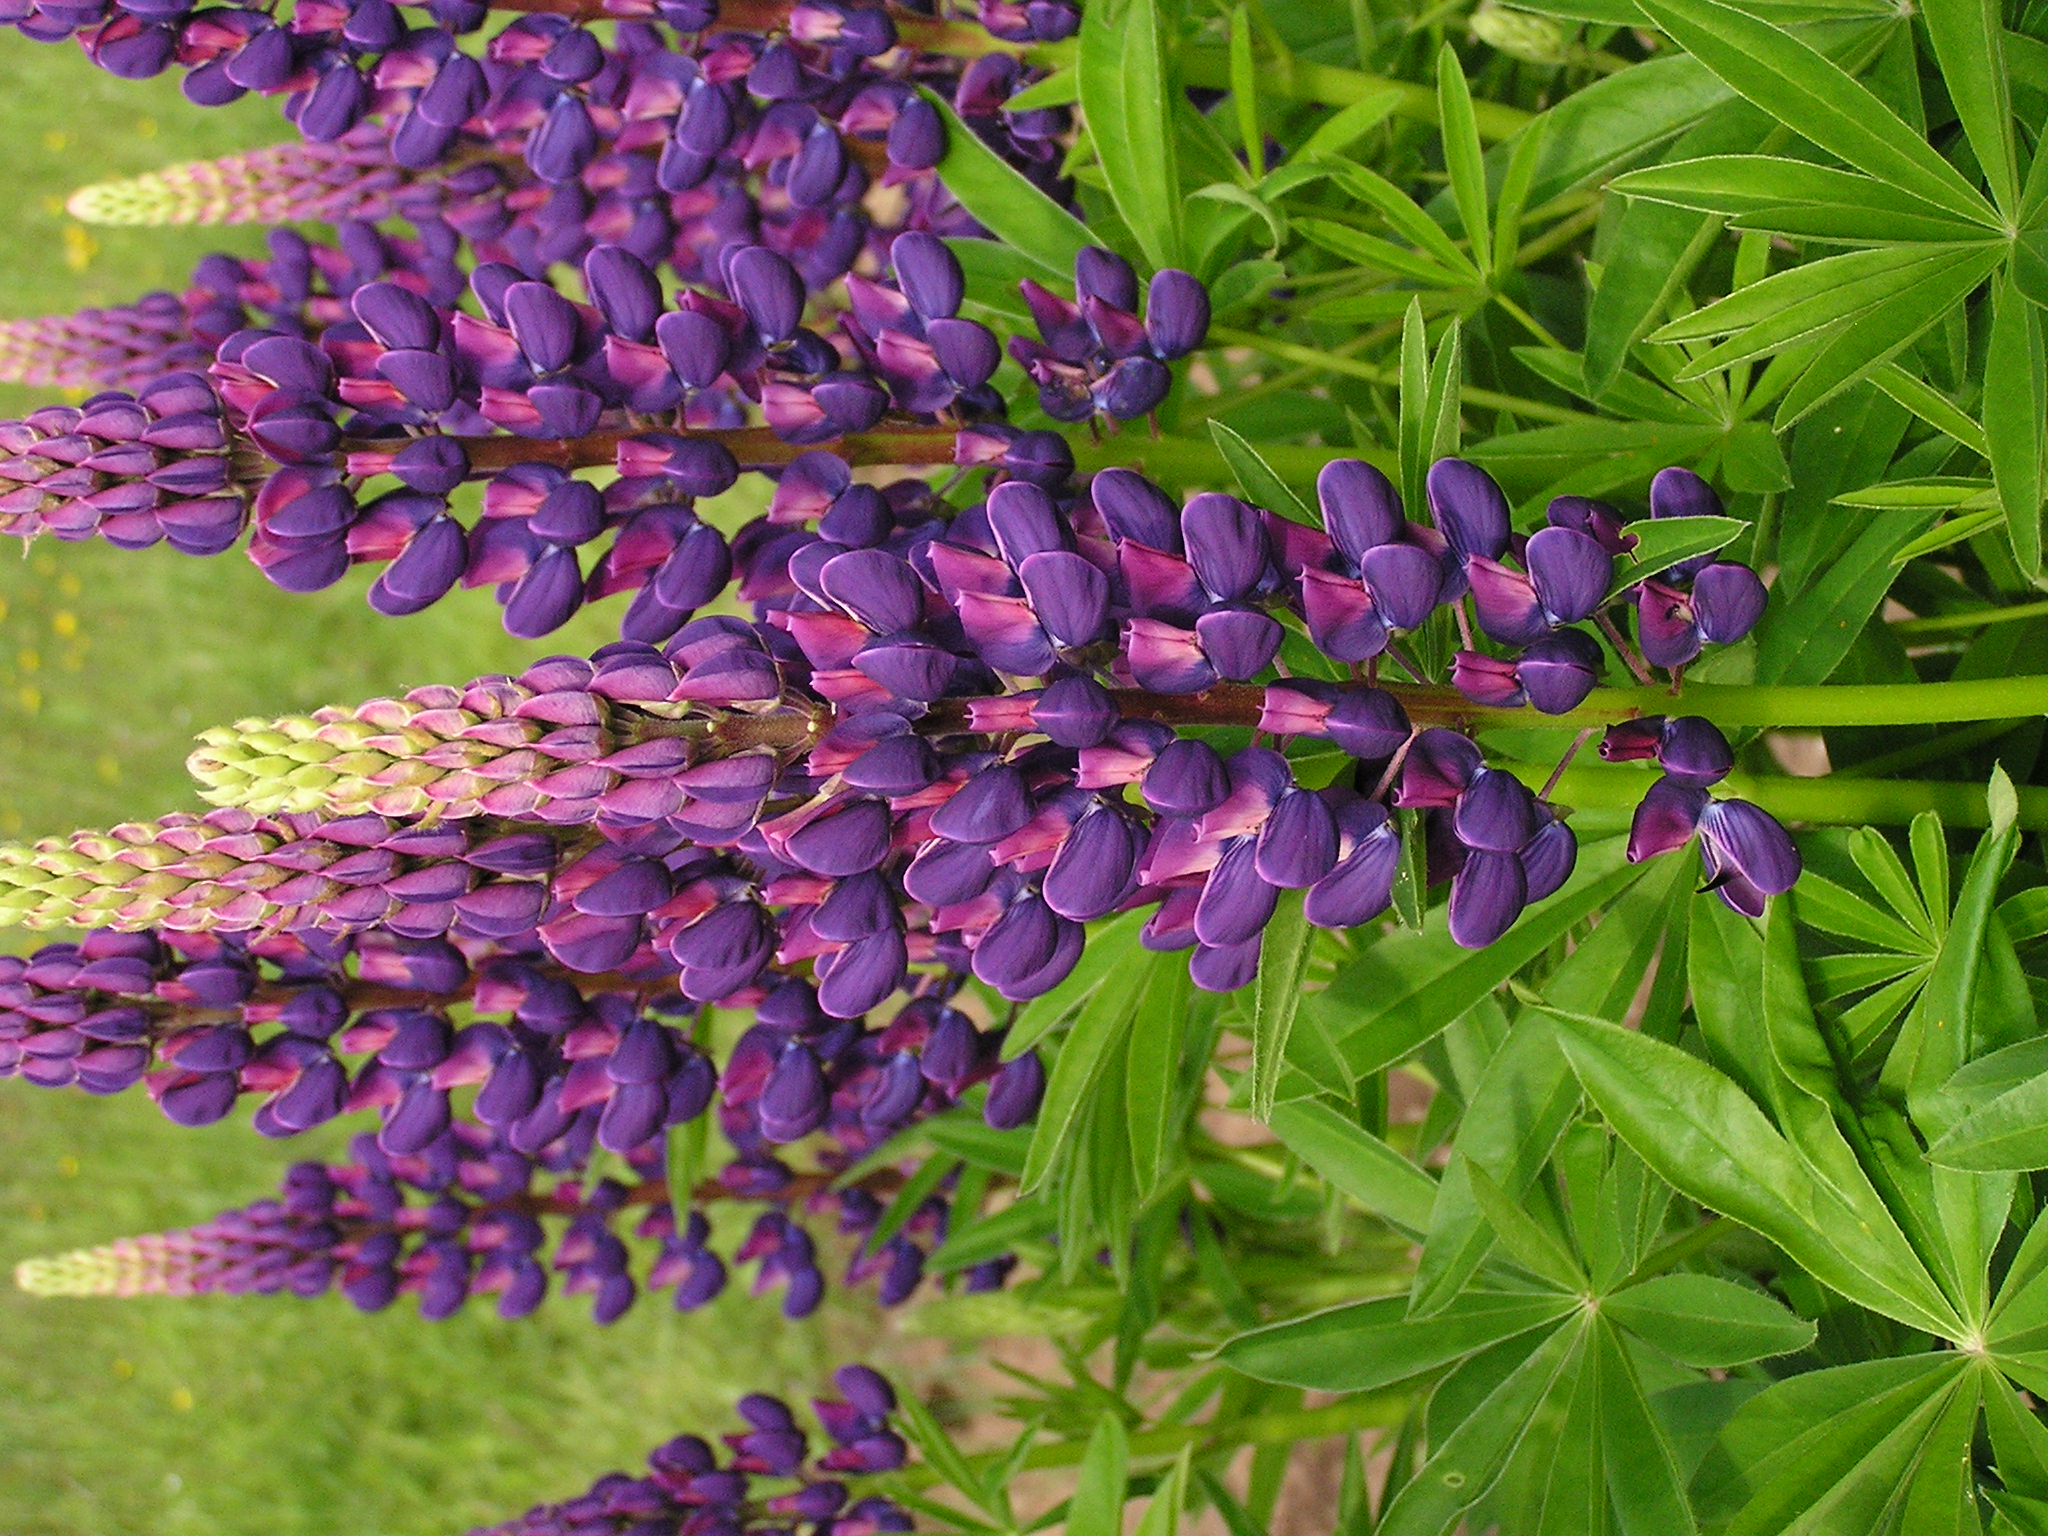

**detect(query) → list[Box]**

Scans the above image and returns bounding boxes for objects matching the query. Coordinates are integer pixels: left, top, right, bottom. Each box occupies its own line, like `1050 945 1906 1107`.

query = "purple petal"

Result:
1447 848 1528 948
1255 789 1340 888
1627 778 1710 863
1018 550 1110 648
1357 542 1445 632
1426 458 1510 563
1524 525 1612 625
1692 561 1768 644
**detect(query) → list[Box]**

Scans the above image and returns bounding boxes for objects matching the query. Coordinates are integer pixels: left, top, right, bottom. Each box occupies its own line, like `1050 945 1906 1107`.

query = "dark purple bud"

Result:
392 438 469 495
970 897 1067 996
1019 550 1111 648
1426 459 1511 564
786 797 893 877
1195 607 1283 680
1448 848 1528 948
864 1050 926 1127
1318 459 1403 566
529 480 604 545
1098 357 1172 419
903 839 995 907
1357 542 1443 631
598 1080 669 1153
1092 468 1180 549
584 246 664 342
1194 838 1280 947
369 516 467 615
984 1050 1045 1130
760 1041 829 1142
1305 802 1399 928
1180 493 1268 601
1698 799 1800 916
1074 248 1139 310
1524 526 1612 625
502 545 584 638
886 95 944 168
1658 717 1733 786
417 52 487 128
729 247 806 345
352 282 441 352
528 95 600 182
1256 789 1340 888
1143 738 1230 817
503 282 581 374
1466 557 1549 647
930 766 1034 844
1454 769 1538 853
920 1008 982 1092
844 734 940 796
927 319 1001 389
1145 269 1210 359
655 309 734 389
1627 777 1710 863
1400 728 1483 807
891 232 965 321
815 928 909 1018
1547 495 1632 556
1692 562 1767 644
1323 686 1411 761
811 871 900 942
986 479 1069 565
1518 629 1603 715
1043 805 1142 920
1522 816 1577 901
1035 675 1119 748
788 121 851 208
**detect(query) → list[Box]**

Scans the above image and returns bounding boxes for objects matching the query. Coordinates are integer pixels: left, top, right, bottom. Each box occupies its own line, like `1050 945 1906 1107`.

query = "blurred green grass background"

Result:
0 38 871 1536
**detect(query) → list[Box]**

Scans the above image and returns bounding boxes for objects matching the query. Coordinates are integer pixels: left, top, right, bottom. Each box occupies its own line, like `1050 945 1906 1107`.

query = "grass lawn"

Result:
0 36 896 1536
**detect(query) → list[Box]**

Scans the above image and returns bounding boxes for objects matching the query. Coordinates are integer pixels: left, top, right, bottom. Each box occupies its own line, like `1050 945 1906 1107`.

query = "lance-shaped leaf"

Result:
1604 1273 1814 1368
1374 1320 1587 1536
1267 1099 1439 1235
1077 0 1183 270
1309 839 1641 1077
1984 279 2048 577
1596 1322 1699 1534
1217 1291 1577 1393
1921 0 2019 216
1691 1356 1974 1532
918 89 1091 279
1634 0 1995 226
1614 155 1993 243
1551 1013 1963 1338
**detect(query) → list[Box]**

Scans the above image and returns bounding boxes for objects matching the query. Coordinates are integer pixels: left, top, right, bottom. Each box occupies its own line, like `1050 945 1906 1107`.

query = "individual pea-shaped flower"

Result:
1466 524 1614 646
1626 780 1800 916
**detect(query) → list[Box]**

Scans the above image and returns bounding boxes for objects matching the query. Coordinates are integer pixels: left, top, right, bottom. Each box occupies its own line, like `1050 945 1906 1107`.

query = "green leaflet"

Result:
1551 1012 1964 1338
1217 1291 1576 1393
918 88 1092 278
1076 0 1183 271
1603 1274 1815 1368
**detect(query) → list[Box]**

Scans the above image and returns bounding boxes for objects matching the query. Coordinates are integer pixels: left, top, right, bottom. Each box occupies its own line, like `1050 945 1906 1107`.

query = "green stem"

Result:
1508 762 2048 830
1209 326 1597 425
1179 47 1532 139
887 1392 1410 1495
1891 598 2048 636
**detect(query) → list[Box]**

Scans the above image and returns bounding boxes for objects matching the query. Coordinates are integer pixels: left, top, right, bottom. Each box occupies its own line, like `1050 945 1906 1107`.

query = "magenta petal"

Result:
1466 555 1551 647
1398 728 1484 808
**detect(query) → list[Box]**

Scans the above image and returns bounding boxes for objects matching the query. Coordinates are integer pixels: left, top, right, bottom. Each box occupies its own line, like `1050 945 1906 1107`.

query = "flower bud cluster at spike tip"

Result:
186 647 819 829
1010 246 1211 423
63 121 504 230
462 1376 911 1536
0 223 468 393
16 1116 1017 1324
1604 715 1801 916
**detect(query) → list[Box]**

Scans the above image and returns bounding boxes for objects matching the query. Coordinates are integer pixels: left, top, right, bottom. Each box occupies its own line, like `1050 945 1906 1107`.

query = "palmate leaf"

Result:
1634 0 1995 226
1551 1011 1963 1337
